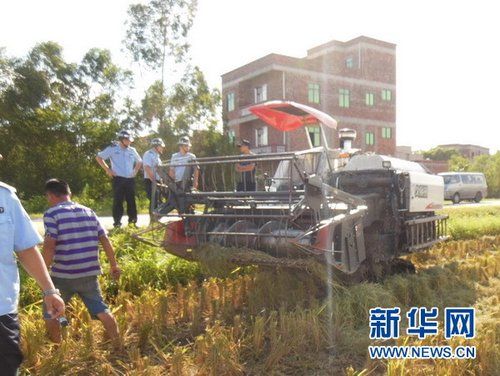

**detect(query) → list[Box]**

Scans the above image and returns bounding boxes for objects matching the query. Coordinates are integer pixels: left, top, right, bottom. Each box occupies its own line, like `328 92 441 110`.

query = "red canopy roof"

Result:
249 101 337 132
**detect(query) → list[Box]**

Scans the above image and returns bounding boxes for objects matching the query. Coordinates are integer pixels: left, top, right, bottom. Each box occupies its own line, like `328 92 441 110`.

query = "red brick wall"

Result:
222 37 396 155
418 160 449 174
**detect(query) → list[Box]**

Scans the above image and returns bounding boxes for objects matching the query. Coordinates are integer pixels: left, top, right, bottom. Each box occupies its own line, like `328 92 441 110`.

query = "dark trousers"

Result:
0 314 23 376
237 181 256 192
112 176 137 226
144 179 158 217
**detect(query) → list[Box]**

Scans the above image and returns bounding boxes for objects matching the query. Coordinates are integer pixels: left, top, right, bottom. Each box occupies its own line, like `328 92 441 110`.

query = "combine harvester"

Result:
135 101 448 282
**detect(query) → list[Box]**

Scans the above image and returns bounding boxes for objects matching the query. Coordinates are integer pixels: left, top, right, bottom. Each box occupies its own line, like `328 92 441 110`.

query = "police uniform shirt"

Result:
143 148 161 180
170 152 198 182
0 182 43 316
97 143 142 178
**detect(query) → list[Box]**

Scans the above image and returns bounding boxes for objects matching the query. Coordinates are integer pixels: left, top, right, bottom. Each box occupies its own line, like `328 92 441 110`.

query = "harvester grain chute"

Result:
133 101 448 282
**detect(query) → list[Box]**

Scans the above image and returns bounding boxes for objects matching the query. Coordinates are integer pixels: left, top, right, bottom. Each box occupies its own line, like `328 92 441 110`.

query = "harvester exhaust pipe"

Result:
339 128 357 151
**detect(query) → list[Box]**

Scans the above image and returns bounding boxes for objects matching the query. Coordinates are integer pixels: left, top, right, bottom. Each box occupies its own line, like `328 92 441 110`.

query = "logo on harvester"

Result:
368 307 476 359
414 184 428 198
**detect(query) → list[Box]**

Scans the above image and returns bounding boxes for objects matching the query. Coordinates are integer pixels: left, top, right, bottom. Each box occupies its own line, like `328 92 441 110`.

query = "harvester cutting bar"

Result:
162 155 297 167
171 151 297 162
184 191 305 198
161 147 326 165
159 213 294 219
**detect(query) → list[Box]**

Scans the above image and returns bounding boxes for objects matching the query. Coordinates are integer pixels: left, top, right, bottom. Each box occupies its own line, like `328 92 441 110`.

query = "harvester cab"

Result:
134 101 448 282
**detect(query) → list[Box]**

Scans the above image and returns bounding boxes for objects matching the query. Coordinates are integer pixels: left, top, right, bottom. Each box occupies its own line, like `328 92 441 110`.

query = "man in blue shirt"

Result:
169 136 199 191
143 138 165 222
0 181 65 375
96 130 142 228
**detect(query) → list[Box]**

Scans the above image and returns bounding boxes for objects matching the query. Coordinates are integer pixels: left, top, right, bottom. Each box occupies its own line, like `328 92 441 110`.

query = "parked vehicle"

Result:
438 172 488 204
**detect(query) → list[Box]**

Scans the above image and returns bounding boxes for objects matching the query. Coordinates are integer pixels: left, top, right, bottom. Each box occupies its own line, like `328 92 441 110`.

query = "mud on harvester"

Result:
134 101 448 282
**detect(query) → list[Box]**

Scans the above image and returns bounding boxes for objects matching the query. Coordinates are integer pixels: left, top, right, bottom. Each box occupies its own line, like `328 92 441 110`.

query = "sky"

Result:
1 0 499 153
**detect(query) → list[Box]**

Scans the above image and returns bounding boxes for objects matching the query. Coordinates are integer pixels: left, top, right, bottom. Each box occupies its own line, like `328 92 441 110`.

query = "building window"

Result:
255 126 268 147
345 57 354 68
365 132 375 145
382 127 392 139
382 89 392 101
307 126 321 147
339 88 350 108
308 83 320 104
365 92 374 106
227 92 235 112
254 84 267 103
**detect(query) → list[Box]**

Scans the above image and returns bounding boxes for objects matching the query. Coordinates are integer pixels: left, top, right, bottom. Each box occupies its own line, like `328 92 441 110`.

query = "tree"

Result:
448 155 470 172
140 66 223 155
124 0 198 88
423 147 459 161
468 153 500 197
0 43 130 198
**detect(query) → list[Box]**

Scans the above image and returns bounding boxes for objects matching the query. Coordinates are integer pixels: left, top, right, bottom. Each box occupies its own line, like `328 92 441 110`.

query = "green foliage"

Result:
19 230 203 307
142 66 222 148
1 3 224 205
164 66 221 136
468 152 500 197
124 0 198 73
0 43 128 198
448 154 471 172
423 147 459 161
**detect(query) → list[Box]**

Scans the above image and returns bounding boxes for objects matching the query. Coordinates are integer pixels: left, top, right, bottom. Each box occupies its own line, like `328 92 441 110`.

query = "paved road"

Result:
32 213 153 234
443 199 500 209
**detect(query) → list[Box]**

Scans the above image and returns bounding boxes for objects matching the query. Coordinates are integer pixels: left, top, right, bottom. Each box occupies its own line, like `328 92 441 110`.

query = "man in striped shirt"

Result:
42 179 120 344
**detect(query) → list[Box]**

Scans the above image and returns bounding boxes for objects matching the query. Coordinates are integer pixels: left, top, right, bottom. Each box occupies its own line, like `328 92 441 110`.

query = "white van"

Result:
438 172 488 204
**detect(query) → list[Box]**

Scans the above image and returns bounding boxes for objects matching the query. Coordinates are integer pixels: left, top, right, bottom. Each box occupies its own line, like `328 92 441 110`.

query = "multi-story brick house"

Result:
221 36 396 155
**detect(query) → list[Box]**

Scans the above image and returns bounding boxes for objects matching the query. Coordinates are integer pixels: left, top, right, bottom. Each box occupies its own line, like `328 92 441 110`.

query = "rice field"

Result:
18 206 500 375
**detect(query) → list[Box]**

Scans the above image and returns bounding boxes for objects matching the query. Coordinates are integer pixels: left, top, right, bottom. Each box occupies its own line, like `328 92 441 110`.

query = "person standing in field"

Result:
0 181 65 376
235 139 256 191
96 130 142 228
169 136 199 191
42 179 121 345
143 138 166 222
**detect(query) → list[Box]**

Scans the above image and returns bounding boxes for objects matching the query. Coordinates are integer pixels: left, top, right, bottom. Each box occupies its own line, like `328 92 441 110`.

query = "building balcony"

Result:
252 144 286 154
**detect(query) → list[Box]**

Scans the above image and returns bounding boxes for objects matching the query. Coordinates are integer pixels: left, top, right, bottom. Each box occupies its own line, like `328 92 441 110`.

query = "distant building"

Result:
438 144 490 159
396 145 448 174
395 146 423 161
222 36 396 155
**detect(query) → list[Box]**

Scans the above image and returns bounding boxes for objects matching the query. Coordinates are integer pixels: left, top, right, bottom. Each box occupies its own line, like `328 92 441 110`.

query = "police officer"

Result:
143 138 165 221
96 130 142 228
0 181 65 375
169 136 199 191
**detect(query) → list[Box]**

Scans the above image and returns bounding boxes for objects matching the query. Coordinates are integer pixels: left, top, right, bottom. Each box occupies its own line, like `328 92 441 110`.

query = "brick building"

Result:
221 36 396 155
437 144 490 159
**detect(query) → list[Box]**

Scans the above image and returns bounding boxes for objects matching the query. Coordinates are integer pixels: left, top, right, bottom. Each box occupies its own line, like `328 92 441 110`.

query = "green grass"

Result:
439 206 500 239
